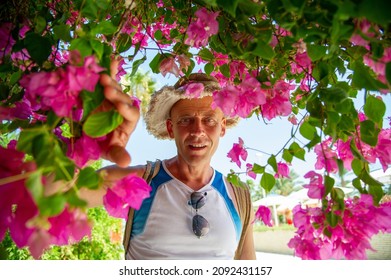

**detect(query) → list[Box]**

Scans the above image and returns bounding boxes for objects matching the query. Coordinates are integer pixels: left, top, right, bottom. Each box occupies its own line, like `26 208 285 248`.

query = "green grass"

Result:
253 223 296 232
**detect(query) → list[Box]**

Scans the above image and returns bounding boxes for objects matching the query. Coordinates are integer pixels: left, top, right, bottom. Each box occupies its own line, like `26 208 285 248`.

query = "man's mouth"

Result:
188 144 207 150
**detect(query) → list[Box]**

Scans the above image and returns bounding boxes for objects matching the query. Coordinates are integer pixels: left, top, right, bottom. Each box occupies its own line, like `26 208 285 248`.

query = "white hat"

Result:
144 73 239 140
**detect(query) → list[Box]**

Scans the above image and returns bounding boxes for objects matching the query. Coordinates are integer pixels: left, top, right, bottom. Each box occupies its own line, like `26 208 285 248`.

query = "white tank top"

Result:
126 161 242 260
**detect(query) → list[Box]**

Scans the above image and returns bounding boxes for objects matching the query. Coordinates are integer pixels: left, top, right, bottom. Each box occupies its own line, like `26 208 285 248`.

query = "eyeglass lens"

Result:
189 192 209 238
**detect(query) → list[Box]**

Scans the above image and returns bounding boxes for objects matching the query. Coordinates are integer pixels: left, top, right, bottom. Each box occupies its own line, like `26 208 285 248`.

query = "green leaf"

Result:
204 63 214 75
282 149 293 163
80 86 105 120
360 120 379 146
352 61 387 91
83 110 123 137
260 173 275 193
24 33 52 65
307 44 327 61
131 56 147 76
90 39 104 60
324 175 335 197
363 94 386 124
319 87 347 104
154 30 163 40
386 62 391 85
91 21 117 35
267 155 277 172
360 168 383 188
17 127 46 154
65 190 88 207
358 0 391 26
10 70 23 85
117 34 133 53
252 163 265 174
352 177 365 193
76 167 100 190
326 211 339 228
149 53 164 74
34 16 47 34
351 159 363 177
26 170 43 202
53 24 72 42
220 64 230 77
368 185 384 206
38 195 67 217
70 38 92 58
289 142 305 161
81 0 98 19
252 40 275 60
198 49 214 62
216 0 239 17
300 121 317 140
227 173 247 188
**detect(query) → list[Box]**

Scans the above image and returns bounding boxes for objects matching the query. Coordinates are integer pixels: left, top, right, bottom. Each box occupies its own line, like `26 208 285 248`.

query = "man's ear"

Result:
220 118 226 137
166 119 174 138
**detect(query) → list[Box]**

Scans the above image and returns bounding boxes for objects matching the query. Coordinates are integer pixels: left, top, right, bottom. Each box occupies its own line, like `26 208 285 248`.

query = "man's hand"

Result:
98 59 140 167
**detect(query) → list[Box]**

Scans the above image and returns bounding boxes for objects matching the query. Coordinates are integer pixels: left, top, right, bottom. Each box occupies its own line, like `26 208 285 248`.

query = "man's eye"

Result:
203 118 217 126
177 118 191 125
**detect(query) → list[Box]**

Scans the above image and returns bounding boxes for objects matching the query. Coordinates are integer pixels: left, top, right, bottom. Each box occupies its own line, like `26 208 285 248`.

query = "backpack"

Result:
122 160 252 260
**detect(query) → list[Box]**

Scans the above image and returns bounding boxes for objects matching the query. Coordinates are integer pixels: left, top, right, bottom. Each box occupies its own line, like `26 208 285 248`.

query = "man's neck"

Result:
165 157 214 191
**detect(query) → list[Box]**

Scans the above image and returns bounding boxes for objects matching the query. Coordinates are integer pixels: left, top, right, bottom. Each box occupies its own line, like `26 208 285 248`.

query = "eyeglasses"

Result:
189 192 210 238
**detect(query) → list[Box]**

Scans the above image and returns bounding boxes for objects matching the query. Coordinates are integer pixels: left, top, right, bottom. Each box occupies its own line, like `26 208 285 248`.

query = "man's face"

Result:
166 96 226 166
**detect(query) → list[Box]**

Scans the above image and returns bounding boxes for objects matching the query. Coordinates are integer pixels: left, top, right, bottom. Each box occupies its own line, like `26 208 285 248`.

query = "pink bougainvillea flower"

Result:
260 80 294 121
288 115 298 125
27 229 53 259
374 128 391 171
48 206 91 246
183 82 204 98
227 137 248 168
66 133 102 168
212 84 239 117
0 22 15 58
246 163 257 179
0 141 38 246
314 138 339 173
116 57 127 82
177 54 191 73
288 195 391 260
213 74 266 118
290 52 312 74
19 51 104 118
275 162 290 178
185 7 219 48
103 174 152 219
303 171 325 199
159 57 180 77
336 138 355 170
255 205 273 227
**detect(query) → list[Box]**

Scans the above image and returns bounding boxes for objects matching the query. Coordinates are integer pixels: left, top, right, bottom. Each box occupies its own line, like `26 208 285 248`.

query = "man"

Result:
84 71 256 260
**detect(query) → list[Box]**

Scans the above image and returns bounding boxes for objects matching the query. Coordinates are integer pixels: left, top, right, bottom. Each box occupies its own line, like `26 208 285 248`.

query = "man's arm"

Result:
78 164 146 208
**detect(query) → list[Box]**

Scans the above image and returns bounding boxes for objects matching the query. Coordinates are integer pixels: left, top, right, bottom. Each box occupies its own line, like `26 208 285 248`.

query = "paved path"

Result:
256 251 299 260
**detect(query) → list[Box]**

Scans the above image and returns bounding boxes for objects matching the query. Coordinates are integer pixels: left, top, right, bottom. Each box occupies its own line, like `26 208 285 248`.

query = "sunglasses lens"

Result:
190 192 206 209
192 214 209 238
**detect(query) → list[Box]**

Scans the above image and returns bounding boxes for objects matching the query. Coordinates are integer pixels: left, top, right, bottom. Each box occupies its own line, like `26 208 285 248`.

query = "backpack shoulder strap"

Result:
231 182 252 260
122 160 161 256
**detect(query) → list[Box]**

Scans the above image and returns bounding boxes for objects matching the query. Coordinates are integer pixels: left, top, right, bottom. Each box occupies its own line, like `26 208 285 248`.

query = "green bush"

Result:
0 207 124 260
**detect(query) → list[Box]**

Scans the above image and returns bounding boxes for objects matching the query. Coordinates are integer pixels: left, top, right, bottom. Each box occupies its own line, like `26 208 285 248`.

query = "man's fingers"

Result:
116 102 140 123
110 58 120 80
107 145 131 168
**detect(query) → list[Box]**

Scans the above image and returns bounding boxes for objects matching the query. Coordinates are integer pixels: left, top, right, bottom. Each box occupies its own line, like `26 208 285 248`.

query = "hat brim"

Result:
144 85 239 140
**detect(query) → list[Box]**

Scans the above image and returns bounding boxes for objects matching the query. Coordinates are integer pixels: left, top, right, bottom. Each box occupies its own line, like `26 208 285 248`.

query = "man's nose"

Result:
190 118 204 135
